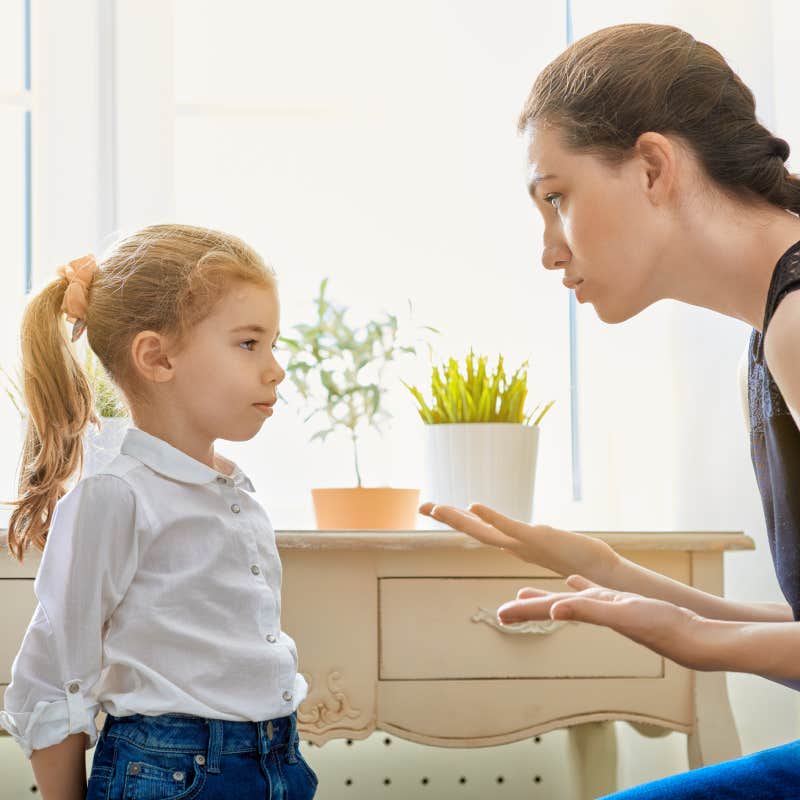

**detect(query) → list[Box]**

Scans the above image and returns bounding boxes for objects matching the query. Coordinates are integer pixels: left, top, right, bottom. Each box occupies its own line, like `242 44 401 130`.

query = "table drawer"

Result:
379 578 662 680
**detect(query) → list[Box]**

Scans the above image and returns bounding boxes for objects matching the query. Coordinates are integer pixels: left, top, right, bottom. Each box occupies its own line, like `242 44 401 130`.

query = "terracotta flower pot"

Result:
311 487 421 530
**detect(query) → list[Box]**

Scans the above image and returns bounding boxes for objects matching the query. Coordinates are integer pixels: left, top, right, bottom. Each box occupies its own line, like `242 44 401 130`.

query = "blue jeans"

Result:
86 710 318 799
600 740 800 799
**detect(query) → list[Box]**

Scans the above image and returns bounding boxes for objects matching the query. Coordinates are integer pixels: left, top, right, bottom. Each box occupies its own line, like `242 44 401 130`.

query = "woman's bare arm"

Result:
421 503 794 622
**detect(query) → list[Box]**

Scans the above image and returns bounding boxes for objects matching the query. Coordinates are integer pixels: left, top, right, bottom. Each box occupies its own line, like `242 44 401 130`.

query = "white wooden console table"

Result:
1 529 753 799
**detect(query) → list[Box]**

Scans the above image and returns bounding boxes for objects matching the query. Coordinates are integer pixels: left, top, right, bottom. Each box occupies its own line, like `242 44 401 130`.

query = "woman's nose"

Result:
541 241 571 271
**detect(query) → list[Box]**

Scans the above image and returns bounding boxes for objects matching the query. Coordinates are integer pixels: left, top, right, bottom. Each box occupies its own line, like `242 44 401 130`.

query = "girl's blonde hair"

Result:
6 223 275 562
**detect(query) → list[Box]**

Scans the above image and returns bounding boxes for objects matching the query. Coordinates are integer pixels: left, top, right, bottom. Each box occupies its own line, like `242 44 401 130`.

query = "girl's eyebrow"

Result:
229 324 281 342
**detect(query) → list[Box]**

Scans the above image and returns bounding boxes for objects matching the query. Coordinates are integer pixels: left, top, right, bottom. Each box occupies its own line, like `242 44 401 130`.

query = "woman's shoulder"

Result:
763 290 800 430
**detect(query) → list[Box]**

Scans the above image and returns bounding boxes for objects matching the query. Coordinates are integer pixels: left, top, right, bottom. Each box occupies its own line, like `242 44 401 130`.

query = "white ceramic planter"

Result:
423 423 540 526
83 416 130 477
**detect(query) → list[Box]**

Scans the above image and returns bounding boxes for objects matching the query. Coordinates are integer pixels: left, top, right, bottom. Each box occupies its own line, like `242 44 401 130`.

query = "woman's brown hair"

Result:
6 223 275 562
518 23 800 214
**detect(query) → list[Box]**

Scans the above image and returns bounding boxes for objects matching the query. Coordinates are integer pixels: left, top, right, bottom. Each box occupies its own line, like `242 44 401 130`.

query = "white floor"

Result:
0 724 693 799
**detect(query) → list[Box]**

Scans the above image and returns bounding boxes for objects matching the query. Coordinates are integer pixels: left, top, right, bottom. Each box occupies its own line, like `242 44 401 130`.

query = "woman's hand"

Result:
419 501 619 584
501 575 710 671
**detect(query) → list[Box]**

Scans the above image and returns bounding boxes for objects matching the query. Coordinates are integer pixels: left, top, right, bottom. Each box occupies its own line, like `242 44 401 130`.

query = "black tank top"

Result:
749 239 800 619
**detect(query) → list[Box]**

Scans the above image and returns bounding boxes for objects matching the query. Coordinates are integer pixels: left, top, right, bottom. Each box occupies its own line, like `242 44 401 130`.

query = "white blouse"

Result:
0 427 307 758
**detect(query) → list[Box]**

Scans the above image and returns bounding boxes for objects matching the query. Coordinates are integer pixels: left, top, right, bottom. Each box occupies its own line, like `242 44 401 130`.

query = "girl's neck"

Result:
129 412 229 474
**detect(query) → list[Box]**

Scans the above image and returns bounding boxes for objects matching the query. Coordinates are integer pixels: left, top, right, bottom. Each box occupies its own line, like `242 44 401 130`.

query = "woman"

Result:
421 23 800 799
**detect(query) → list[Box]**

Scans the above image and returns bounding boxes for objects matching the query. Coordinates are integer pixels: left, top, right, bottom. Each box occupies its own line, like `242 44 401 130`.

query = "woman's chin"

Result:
594 297 648 325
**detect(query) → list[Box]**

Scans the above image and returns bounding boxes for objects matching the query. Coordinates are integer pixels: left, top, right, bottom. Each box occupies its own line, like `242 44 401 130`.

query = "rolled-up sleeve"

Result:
0 474 141 758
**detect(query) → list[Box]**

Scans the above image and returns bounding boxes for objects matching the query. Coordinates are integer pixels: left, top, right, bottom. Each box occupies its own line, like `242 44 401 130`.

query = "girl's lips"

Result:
253 403 274 416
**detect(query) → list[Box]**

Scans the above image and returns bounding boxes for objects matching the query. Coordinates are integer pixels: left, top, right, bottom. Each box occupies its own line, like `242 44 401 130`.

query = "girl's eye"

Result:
240 340 257 351
545 193 562 211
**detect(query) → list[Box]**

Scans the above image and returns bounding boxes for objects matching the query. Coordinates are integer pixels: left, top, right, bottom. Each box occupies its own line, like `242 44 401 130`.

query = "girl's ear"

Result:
131 330 174 384
635 131 677 205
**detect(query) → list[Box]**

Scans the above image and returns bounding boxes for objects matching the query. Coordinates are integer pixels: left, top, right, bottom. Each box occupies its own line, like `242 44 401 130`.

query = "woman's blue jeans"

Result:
86 710 318 799
600 740 800 799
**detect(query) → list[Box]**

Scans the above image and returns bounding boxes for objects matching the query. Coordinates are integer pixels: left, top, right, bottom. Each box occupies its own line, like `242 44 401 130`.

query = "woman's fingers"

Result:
516 587 549 600
497 594 568 623
468 503 536 539
565 574 598 591
498 584 626 624
419 502 518 549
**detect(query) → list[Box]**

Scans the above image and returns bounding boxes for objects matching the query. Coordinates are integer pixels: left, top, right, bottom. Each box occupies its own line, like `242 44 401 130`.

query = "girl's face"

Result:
525 122 668 323
170 280 285 442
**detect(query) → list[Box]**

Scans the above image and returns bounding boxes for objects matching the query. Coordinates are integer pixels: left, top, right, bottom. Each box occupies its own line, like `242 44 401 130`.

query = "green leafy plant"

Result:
83 349 128 419
0 365 24 418
0 349 128 420
404 350 554 425
280 278 418 487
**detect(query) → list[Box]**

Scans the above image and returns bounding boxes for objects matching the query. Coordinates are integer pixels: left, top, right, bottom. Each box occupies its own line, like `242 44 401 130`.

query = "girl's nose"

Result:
270 362 286 385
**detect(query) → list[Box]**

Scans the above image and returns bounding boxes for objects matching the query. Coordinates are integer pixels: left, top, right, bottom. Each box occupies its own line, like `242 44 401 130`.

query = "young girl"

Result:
421 23 800 800
1 224 318 799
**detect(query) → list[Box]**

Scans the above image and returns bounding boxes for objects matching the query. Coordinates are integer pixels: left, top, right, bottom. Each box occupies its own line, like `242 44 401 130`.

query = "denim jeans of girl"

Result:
600 740 800 800
85 710 318 799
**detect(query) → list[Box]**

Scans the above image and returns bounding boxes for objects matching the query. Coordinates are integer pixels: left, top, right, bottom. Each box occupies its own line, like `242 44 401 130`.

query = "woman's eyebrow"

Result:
527 172 558 197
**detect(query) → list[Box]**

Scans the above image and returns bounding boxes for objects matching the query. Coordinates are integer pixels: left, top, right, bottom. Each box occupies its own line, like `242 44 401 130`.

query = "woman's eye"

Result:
240 340 258 351
545 193 562 211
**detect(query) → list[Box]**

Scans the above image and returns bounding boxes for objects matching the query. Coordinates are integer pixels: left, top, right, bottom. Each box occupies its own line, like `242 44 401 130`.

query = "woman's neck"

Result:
657 201 800 331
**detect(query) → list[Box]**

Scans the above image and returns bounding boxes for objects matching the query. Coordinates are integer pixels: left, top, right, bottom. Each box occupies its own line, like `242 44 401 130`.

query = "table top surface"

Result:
0 530 755 575
272 530 755 551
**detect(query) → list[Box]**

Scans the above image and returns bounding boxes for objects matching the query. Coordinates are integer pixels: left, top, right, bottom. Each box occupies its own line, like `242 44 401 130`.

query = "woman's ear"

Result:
635 131 677 205
130 330 175 384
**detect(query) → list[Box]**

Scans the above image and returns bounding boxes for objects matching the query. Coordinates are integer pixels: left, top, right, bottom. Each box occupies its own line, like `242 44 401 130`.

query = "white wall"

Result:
167 0 574 527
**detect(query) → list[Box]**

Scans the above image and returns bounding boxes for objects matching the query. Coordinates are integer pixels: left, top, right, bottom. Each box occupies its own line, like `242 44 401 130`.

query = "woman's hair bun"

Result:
771 137 790 163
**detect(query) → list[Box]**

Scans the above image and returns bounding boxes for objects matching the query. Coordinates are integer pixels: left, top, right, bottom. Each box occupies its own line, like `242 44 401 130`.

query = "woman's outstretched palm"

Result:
419 501 618 581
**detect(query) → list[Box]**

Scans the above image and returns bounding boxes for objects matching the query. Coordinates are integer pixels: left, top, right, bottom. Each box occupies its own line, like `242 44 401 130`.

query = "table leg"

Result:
687 670 741 769
687 552 742 769
567 721 618 800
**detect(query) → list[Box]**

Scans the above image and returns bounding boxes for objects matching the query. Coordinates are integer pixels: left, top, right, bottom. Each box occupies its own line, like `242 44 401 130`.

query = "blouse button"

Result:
68 682 80 694
231 504 241 514
282 690 293 702
266 633 277 643
251 564 261 575
195 754 206 766
216 476 226 484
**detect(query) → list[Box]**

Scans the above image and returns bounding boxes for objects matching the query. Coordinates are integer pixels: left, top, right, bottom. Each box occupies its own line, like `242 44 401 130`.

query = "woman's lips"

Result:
562 277 584 289
253 403 274 416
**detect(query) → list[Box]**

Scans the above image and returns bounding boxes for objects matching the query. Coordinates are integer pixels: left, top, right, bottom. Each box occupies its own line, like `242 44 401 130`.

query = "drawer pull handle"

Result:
471 607 569 635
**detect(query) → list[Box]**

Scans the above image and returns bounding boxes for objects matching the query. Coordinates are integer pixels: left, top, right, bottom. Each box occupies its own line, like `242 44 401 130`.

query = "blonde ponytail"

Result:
7 277 97 562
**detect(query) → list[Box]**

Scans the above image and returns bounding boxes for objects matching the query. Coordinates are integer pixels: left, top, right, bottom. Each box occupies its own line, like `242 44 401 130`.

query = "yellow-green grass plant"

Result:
404 351 554 426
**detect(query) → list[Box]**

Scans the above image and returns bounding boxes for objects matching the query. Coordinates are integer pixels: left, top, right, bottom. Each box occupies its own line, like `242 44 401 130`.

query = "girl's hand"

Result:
501 575 710 671
419 501 619 584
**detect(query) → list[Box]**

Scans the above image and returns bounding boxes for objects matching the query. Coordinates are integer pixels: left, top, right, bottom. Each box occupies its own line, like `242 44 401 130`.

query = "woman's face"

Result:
525 121 668 323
